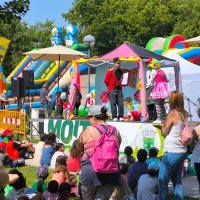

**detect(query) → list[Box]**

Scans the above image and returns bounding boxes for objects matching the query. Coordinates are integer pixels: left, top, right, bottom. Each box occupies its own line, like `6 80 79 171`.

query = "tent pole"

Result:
57 55 60 92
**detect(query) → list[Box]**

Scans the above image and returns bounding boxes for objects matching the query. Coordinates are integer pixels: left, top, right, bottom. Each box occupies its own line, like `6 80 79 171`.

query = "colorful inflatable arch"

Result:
146 35 200 65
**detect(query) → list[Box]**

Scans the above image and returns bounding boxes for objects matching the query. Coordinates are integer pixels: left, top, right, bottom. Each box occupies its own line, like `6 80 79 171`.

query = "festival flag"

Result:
0 37 11 65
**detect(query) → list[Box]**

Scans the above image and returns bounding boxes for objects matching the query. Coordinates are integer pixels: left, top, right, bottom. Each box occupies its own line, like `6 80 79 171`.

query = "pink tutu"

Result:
150 82 170 99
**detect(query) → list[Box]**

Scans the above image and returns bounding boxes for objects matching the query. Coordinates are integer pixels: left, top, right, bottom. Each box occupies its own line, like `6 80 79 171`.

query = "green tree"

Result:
0 0 30 23
63 0 200 56
0 20 54 76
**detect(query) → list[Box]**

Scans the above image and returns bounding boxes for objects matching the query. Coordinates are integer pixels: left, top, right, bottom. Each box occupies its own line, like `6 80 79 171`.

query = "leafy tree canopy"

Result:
0 20 54 76
0 0 30 23
63 0 200 56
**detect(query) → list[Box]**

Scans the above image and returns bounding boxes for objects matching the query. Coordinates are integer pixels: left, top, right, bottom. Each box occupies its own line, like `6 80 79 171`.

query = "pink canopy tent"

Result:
78 42 179 120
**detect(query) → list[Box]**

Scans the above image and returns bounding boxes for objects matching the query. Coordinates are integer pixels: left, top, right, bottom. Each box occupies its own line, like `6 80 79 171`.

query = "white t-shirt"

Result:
50 151 65 169
34 141 45 164
137 174 158 200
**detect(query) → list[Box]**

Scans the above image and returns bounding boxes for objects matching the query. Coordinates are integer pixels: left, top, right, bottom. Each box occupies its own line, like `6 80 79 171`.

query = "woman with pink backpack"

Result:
78 105 122 200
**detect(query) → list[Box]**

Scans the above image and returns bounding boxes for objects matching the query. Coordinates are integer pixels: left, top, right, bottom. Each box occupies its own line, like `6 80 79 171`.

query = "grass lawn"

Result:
5 165 198 200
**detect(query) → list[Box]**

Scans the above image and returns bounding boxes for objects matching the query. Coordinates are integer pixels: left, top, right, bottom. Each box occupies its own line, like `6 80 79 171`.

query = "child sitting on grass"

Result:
50 143 66 169
52 155 71 186
120 146 135 166
43 180 59 200
67 139 82 173
137 162 160 200
40 133 56 166
34 133 47 165
32 165 49 193
146 147 160 165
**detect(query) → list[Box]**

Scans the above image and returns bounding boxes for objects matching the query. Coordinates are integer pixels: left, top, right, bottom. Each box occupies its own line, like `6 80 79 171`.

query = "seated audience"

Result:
50 143 65 169
128 149 148 194
146 147 160 165
32 165 49 193
34 133 47 165
40 133 55 166
43 180 59 200
67 139 82 173
120 146 135 166
52 155 71 186
137 162 160 200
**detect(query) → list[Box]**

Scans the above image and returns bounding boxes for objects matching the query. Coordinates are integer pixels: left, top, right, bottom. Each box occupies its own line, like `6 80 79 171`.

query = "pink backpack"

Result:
91 124 119 173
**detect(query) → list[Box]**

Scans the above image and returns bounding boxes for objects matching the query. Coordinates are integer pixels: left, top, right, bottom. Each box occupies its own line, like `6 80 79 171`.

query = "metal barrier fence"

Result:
0 110 26 139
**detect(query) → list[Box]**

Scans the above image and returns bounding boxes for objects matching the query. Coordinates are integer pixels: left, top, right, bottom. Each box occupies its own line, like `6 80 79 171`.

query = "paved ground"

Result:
169 176 199 199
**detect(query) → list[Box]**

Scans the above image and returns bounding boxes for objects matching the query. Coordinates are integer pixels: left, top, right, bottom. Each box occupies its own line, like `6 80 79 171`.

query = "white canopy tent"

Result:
182 36 200 44
163 50 200 121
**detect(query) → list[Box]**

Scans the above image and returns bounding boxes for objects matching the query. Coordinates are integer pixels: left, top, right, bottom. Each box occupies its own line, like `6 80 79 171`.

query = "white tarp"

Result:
163 50 200 121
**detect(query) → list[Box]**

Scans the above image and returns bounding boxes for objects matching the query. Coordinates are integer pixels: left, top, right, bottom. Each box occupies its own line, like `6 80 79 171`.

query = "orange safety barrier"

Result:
0 110 26 139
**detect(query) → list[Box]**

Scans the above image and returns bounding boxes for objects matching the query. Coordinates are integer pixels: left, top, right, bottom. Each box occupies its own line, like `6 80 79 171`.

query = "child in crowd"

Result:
67 139 82 173
52 155 71 186
6 132 34 167
146 147 160 165
55 92 63 116
43 180 59 200
34 133 47 165
40 133 56 166
128 149 148 195
50 143 65 169
58 182 73 200
32 165 49 193
137 162 160 200
7 169 35 200
120 146 135 166
120 163 129 183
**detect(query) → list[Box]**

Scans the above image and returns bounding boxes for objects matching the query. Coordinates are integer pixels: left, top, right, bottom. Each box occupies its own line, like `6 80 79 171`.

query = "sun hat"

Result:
148 162 160 171
87 105 103 117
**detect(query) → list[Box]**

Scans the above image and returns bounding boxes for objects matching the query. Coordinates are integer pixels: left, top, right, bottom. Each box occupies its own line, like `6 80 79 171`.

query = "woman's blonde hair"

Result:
169 91 187 117
54 155 67 173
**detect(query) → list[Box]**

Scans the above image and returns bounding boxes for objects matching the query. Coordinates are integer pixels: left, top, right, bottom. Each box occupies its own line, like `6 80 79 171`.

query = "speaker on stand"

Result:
11 77 25 109
22 70 34 117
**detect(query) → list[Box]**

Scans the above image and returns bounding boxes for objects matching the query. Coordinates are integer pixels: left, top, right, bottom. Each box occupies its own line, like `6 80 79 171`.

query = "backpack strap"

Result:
94 124 115 135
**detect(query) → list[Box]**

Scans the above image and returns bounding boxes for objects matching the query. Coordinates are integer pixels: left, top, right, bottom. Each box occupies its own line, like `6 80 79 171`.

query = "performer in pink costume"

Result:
146 59 170 123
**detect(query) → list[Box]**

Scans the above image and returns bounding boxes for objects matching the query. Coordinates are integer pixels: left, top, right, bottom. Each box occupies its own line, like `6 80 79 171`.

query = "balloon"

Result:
78 106 88 117
65 25 78 47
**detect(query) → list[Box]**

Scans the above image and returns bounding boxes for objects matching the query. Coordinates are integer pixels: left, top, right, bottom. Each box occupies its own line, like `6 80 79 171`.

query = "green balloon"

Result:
78 106 88 117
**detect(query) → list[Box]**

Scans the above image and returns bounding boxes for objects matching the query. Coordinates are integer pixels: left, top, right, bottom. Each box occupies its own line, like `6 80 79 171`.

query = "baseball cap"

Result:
87 105 103 117
37 165 49 179
148 162 160 171
2 129 13 137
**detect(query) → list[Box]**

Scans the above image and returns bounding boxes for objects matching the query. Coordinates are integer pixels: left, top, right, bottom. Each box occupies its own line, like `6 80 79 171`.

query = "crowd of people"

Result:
0 57 199 199
1 89 200 199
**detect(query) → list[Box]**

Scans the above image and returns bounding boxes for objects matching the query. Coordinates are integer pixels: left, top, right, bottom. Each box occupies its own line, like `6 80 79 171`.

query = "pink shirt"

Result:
52 171 65 186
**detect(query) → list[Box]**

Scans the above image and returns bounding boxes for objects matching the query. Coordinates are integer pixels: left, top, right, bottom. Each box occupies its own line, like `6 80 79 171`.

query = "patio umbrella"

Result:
24 45 88 91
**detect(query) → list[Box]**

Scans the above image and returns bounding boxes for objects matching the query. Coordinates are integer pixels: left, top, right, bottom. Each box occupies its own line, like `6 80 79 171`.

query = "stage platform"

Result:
29 117 197 155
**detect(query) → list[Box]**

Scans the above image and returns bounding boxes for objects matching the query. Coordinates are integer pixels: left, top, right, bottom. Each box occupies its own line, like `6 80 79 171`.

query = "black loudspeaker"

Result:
11 77 25 97
22 70 34 88
39 109 45 133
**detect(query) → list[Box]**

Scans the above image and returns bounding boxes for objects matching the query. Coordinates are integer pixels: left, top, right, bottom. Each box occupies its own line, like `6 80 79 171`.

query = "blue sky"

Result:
2 0 74 27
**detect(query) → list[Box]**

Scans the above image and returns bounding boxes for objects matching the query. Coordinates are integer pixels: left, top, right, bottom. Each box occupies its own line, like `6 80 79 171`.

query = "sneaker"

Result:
113 118 118 122
119 117 124 121
153 119 162 124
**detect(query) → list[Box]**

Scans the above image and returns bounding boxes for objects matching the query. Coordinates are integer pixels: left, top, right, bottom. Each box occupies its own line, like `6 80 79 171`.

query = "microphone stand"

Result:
184 95 198 121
